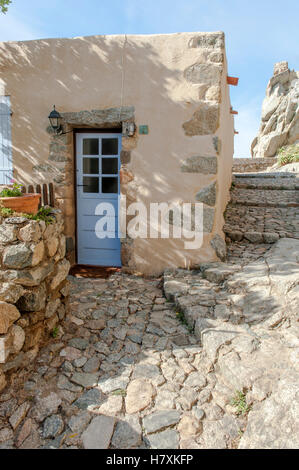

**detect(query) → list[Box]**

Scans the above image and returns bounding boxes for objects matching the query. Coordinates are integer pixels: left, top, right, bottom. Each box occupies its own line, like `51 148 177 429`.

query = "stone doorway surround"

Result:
46 106 137 268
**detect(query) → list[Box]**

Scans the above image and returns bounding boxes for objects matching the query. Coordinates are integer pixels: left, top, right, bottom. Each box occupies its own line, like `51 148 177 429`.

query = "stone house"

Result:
0 32 235 275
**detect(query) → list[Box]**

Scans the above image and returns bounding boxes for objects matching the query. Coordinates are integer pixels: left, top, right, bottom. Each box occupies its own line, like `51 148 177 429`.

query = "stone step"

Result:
224 228 299 244
233 172 297 178
224 204 299 242
232 158 276 174
230 201 299 208
230 188 299 207
226 171 299 244
233 178 299 191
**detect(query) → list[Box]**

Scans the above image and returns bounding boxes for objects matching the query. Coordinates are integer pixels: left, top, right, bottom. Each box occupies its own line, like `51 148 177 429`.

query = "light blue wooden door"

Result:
76 133 122 267
0 96 13 184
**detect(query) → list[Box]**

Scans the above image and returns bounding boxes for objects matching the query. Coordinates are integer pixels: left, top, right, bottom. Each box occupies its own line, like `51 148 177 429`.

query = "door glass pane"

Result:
83 176 99 193
83 158 99 174
83 139 99 155
102 177 118 194
102 158 118 175
102 138 118 155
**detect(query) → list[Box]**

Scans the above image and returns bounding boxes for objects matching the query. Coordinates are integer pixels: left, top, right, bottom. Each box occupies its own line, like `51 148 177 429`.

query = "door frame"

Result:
74 128 122 266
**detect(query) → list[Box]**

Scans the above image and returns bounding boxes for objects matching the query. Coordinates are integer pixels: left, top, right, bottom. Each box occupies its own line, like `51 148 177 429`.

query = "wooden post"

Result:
42 184 49 206
49 183 55 208
36 184 42 209
19 182 55 207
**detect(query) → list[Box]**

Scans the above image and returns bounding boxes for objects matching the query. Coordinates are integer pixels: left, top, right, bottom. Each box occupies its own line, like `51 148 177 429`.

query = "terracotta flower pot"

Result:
0 193 41 215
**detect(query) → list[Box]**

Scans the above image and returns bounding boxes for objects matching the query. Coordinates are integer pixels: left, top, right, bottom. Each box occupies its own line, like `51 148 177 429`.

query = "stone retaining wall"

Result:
232 158 275 173
0 210 70 392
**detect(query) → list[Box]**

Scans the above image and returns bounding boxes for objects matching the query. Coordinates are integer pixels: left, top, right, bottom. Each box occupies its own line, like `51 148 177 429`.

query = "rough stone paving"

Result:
165 237 299 446
0 274 200 449
0 172 298 449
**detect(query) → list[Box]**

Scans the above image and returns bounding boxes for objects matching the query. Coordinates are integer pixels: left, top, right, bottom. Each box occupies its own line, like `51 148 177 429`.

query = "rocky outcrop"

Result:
252 61 299 158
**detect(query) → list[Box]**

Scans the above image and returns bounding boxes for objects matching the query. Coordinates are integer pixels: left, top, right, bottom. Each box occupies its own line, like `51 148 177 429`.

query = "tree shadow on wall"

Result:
0 32 220 272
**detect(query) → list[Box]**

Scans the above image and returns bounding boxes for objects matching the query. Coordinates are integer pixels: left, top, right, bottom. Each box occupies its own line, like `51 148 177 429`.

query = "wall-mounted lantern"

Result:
48 105 62 134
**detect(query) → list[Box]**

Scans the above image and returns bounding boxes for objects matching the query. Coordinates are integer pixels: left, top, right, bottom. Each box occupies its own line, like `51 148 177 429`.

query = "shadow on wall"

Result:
0 34 226 273
0 35 190 185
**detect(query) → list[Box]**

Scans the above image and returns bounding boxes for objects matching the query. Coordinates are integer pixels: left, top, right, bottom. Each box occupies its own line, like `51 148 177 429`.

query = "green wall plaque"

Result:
139 125 149 135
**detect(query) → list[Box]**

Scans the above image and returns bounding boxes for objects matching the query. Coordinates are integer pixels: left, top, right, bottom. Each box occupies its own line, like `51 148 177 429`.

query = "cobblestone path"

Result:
0 272 247 449
0 170 297 449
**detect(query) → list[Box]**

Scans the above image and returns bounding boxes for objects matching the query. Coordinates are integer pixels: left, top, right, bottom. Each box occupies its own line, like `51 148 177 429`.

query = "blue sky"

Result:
0 0 298 157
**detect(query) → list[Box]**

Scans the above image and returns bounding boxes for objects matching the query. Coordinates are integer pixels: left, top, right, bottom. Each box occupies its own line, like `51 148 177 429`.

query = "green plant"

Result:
0 206 14 217
24 206 54 225
277 144 299 167
0 182 23 197
176 311 194 334
231 391 251 416
0 205 55 225
0 0 11 14
112 389 127 397
51 326 59 338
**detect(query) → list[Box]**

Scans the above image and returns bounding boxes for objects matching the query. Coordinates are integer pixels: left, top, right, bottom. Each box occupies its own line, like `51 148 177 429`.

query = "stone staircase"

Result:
161 170 299 450
224 172 299 250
